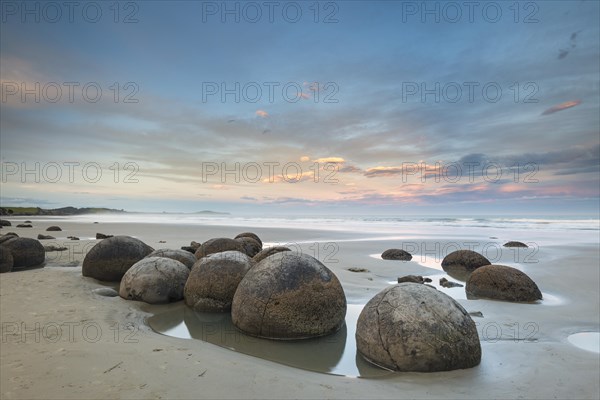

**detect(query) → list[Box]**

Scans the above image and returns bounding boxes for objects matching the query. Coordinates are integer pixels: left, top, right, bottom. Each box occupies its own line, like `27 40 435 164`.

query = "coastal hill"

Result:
0 207 126 216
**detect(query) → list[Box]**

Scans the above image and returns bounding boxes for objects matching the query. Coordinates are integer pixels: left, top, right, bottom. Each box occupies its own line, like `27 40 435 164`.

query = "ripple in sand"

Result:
148 304 392 378
567 332 600 353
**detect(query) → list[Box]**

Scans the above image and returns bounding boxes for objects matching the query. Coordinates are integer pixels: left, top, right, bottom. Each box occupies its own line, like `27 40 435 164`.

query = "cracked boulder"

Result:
184 251 253 312
231 252 347 340
82 236 154 281
119 257 190 304
356 283 481 372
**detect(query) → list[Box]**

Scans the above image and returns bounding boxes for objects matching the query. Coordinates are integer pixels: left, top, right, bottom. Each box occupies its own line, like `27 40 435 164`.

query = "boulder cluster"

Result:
82 232 348 340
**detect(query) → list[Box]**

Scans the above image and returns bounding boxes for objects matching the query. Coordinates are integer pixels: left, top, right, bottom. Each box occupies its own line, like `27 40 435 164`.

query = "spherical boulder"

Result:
0 219 12 226
2 238 45 269
82 236 154 282
466 264 542 302
119 257 190 304
356 283 481 372
184 251 253 312
146 248 196 269
234 232 262 247
235 236 262 258
253 246 291 263
441 250 490 280
46 226 62 231
381 248 412 261
0 246 14 273
232 252 347 340
503 241 528 248
194 237 245 259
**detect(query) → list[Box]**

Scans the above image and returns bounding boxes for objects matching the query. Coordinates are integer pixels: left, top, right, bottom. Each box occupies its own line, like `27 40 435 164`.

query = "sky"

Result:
1 0 599 216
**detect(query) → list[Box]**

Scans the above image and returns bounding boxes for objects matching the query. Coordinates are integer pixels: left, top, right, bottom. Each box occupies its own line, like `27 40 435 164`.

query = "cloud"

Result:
240 196 257 201
541 100 582 115
300 156 310 162
313 157 345 164
339 165 363 173
255 110 269 118
364 166 404 178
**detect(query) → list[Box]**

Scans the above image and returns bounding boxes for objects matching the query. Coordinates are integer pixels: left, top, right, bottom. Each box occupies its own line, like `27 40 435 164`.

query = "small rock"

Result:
397 275 425 284
24 220 31 223
68 236 80 240
96 233 113 240
348 267 369 273
440 277 464 288
423 277 432 283
0 220 11 227
16 224 32 228
37 234 55 240
158 240 166 243
46 226 62 231
381 249 412 261
44 245 68 252
190 241 201 250
469 311 484 318
180 246 196 254
503 241 528 248
92 287 119 297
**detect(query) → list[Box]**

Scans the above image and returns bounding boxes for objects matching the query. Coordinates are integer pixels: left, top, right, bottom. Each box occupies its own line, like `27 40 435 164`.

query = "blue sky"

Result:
1 1 599 215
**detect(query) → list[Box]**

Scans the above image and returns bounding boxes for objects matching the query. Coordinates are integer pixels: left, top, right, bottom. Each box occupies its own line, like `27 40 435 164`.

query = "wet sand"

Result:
1 217 599 399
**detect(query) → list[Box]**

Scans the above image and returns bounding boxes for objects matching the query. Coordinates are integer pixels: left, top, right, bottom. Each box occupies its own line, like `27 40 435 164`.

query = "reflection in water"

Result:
148 304 392 378
568 332 600 353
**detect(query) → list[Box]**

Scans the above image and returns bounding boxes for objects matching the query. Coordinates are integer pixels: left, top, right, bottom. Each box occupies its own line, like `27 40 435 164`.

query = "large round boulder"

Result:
381 248 412 261
184 251 253 312
0 246 13 273
253 246 291 263
82 236 154 282
194 237 245 259
232 252 347 340
466 264 542 302
356 283 481 372
234 232 262 247
234 236 262 258
146 249 196 269
0 220 11 227
2 238 45 269
441 250 490 280
119 257 190 304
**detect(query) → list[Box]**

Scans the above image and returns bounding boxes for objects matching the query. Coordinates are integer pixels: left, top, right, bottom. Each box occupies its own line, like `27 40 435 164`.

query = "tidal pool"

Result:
148 303 393 378
567 332 600 353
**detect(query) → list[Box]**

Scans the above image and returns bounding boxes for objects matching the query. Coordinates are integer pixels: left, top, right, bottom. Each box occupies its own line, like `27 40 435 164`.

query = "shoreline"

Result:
1 217 599 399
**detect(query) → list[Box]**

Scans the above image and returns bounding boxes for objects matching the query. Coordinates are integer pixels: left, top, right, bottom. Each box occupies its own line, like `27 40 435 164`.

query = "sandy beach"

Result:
1 216 598 399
